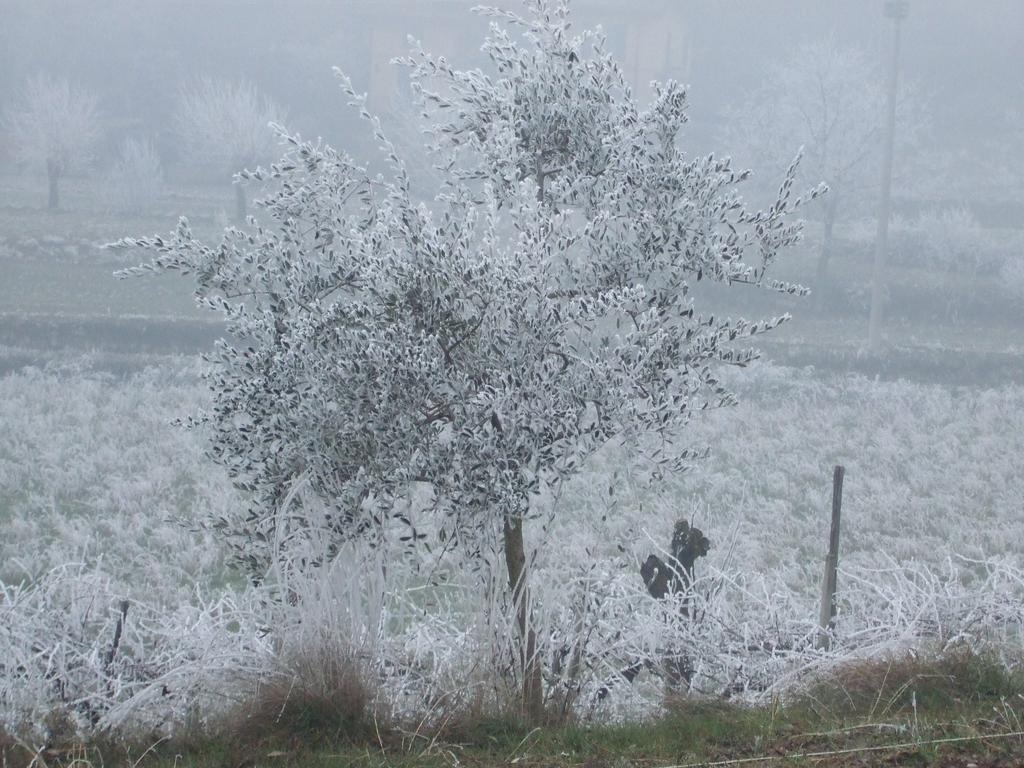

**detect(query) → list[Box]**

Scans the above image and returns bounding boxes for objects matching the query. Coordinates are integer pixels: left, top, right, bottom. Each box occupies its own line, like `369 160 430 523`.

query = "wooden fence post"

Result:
817 465 845 650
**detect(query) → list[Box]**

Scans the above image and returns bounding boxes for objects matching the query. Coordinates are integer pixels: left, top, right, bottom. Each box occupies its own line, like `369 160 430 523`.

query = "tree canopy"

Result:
4 73 101 208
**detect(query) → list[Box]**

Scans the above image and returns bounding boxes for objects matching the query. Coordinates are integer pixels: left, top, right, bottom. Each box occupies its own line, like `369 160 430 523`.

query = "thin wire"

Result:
657 728 1024 768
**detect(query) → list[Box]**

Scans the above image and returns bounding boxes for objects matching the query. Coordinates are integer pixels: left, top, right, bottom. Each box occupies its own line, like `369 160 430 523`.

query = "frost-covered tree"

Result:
119 0 818 722
3 74 101 210
727 42 923 303
174 77 286 223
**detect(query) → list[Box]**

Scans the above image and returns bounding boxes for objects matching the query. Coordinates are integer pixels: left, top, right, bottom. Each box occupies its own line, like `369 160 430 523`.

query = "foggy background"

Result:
0 0 1021 380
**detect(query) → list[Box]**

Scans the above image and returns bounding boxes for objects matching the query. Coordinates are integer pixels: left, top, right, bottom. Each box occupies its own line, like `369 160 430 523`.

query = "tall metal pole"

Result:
867 1 908 352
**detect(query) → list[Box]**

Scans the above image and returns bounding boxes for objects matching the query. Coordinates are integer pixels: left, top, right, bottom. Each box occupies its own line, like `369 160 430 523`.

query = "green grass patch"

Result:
793 648 1024 723
9 651 1022 768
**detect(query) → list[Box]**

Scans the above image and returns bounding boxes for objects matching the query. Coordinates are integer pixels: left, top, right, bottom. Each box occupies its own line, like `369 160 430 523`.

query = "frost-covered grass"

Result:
2 360 1023 740
562 363 1024 582
0 360 234 602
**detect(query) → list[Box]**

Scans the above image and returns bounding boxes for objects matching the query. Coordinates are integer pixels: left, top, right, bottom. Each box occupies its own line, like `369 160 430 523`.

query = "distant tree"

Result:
3 74 101 210
727 42 924 306
174 77 286 223
120 0 818 723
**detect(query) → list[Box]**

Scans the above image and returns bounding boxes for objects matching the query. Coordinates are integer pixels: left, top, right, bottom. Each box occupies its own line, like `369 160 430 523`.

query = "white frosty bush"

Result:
105 137 164 215
8 546 1022 741
0 563 272 740
915 207 999 274
1000 253 1024 302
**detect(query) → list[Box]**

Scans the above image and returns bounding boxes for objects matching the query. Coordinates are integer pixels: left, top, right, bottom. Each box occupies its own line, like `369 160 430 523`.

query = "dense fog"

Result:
2 0 1024 749
1 0 1021 376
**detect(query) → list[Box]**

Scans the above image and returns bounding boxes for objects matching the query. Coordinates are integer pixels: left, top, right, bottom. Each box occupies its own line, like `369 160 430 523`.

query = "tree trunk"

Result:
234 182 247 225
813 194 839 311
47 158 60 210
503 512 544 724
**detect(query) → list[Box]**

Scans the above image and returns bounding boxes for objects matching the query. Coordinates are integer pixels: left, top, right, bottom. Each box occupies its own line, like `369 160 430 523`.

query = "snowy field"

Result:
1 0 1022 755
2 358 1022 735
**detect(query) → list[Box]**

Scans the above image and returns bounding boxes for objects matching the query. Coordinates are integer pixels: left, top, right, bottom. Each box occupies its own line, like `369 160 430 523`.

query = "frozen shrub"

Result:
915 207 998 274
106 137 164 215
915 207 999 322
1001 256 1024 300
